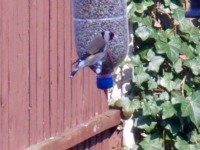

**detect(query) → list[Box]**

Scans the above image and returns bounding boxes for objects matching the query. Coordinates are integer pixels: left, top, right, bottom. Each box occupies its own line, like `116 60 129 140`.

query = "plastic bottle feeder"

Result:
186 0 200 18
73 0 129 90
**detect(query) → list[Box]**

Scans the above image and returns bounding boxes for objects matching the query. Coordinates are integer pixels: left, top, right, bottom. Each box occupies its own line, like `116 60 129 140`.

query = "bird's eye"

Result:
101 31 105 38
109 32 114 40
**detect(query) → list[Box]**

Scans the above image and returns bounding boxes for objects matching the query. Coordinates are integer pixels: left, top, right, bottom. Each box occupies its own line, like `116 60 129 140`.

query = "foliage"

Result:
114 0 200 149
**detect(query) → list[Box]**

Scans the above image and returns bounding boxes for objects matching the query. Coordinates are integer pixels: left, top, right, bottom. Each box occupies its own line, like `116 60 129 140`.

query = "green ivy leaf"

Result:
184 58 200 75
159 92 170 101
175 136 190 150
135 116 157 133
162 117 181 135
181 92 200 129
139 134 164 150
135 26 155 41
142 100 161 117
155 40 179 63
173 59 183 73
148 55 164 72
161 101 176 119
158 73 180 91
115 98 141 118
188 131 200 144
133 66 150 86
133 1 154 14
148 77 158 90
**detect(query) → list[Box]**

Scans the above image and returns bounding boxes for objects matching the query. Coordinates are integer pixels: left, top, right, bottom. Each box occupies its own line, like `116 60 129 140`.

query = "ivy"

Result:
114 0 200 149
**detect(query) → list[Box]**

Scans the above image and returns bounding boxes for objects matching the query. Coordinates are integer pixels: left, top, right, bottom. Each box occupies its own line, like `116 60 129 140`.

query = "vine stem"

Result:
180 75 187 97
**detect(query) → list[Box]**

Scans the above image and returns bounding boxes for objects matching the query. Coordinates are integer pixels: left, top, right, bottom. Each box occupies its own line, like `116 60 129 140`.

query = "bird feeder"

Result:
185 0 200 18
73 0 129 90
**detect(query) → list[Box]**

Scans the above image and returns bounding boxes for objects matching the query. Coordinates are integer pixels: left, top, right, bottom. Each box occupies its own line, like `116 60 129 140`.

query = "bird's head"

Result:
101 31 114 42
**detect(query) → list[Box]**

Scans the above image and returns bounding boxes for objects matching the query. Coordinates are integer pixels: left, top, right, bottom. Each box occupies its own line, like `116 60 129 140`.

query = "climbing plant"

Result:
114 0 200 149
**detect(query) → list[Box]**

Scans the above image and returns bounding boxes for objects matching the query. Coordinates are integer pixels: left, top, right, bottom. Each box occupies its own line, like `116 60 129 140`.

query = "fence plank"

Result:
7 0 30 149
27 110 121 150
30 0 51 144
0 0 2 147
57 0 65 134
64 0 72 130
50 0 59 136
42 0 51 140
1 1 9 149
29 0 37 144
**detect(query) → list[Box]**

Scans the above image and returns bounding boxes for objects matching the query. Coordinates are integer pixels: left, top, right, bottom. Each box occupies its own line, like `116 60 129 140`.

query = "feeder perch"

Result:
72 0 129 90
185 0 200 18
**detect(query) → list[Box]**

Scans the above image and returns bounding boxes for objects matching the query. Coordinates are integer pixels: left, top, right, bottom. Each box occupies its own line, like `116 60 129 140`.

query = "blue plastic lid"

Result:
185 0 200 18
96 74 114 90
186 9 200 18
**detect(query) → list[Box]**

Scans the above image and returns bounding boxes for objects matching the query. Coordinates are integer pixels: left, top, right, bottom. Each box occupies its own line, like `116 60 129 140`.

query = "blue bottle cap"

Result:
186 0 200 18
186 9 200 18
96 74 114 90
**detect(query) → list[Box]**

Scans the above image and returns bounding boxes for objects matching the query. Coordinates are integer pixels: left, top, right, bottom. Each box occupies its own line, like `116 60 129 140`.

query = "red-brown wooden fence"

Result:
0 0 122 149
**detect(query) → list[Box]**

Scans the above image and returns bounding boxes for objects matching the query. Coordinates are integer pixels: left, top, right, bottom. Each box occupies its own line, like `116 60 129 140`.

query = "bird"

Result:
69 31 114 78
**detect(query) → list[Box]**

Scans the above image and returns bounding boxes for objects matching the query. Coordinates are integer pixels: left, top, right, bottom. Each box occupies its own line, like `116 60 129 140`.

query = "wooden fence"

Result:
0 0 122 149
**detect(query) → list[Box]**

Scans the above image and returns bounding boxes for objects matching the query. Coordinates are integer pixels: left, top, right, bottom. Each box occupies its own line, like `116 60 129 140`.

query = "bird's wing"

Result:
86 36 106 55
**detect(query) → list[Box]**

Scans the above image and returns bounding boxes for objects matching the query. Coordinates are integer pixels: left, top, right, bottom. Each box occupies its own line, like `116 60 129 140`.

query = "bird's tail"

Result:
69 68 79 79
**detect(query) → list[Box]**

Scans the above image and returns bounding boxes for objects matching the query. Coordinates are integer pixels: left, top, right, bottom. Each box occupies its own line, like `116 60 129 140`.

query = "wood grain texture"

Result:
29 0 51 144
27 110 121 150
1 1 9 149
63 0 72 130
7 0 30 149
0 0 122 149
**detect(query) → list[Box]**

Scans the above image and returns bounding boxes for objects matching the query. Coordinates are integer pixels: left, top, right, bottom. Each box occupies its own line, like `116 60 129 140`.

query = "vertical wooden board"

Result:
42 0 50 139
108 130 122 150
30 0 51 144
83 68 91 149
71 25 79 127
50 0 58 136
36 0 46 141
0 0 2 148
63 0 72 130
57 0 65 134
29 0 37 145
88 71 97 150
8 0 30 149
1 1 9 149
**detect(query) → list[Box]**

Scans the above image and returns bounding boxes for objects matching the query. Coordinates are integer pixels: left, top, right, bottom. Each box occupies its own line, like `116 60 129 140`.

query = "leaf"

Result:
142 100 161 117
131 55 142 66
146 49 156 61
188 131 200 144
181 92 200 129
161 101 176 119
175 136 190 150
184 58 200 75
155 40 179 64
159 92 170 101
173 59 183 73
158 73 180 91
135 26 154 41
162 117 181 135
133 66 150 86
135 116 157 133
148 78 158 90
139 134 164 150
132 1 154 14
148 55 164 72
115 98 141 118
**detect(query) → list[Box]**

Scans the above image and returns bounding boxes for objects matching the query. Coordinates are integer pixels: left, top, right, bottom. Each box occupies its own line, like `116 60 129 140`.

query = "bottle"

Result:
72 0 129 89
